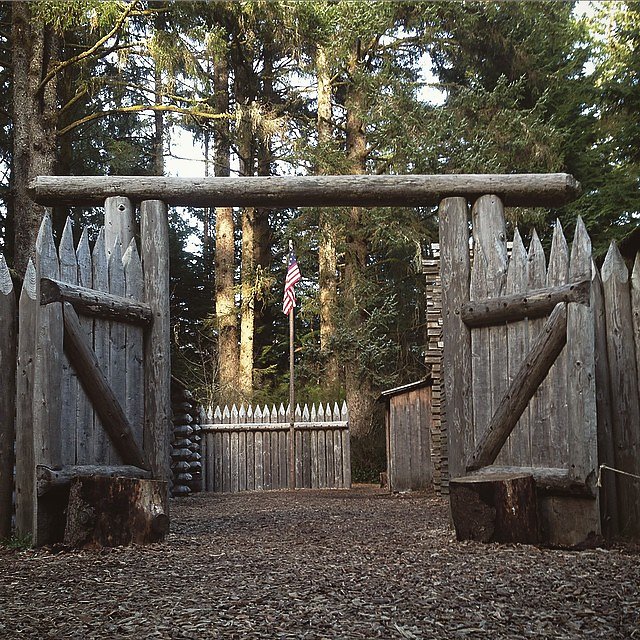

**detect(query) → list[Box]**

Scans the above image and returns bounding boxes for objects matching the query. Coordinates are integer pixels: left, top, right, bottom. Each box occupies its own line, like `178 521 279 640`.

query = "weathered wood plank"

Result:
58 219 78 467
75 230 93 464
92 228 111 464
602 241 640 536
467 303 568 472
592 263 618 536
29 173 581 208
40 278 153 326
502 230 529 466
471 195 508 454
325 429 335 488
62 303 149 470
439 197 472 480
15 260 38 536
108 238 126 464
546 221 569 467
461 280 590 328
141 200 172 484
123 240 144 452
528 230 549 466
104 196 135 257
0 253 16 539
567 217 597 484
33 216 64 545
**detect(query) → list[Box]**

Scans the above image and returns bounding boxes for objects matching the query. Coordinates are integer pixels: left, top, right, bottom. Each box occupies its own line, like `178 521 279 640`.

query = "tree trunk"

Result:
11 1 58 276
253 41 275 386
235 49 256 400
343 41 378 474
214 43 239 403
317 46 340 388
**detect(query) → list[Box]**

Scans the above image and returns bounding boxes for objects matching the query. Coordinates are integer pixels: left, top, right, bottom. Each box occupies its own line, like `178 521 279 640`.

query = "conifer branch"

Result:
58 104 231 136
35 0 140 96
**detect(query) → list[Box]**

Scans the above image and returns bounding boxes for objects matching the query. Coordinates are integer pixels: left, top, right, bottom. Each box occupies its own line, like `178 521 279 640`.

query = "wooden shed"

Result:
381 379 433 493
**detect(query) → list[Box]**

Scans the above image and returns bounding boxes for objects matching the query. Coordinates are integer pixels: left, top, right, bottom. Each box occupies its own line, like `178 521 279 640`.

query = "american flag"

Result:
283 250 301 315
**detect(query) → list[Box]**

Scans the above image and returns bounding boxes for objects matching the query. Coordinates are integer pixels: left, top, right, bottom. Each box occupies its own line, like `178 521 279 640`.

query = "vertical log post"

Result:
0 255 16 539
33 216 65 545
141 200 171 491
439 197 472 480
105 196 135 256
15 260 37 537
567 217 597 483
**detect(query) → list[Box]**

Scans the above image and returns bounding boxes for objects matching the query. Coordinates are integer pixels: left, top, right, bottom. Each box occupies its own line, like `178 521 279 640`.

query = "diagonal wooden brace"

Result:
62 303 149 471
467 303 568 472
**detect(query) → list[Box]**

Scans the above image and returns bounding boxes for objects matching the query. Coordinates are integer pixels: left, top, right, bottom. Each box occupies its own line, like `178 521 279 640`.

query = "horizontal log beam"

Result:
41 278 153 326
62 303 149 470
37 464 152 496
470 466 596 498
28 174 580 208
467 303 568 472
461 280 590 328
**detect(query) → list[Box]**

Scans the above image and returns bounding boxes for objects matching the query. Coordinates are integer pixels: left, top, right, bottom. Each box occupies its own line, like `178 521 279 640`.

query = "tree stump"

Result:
64 476 169 548
449 473 539 544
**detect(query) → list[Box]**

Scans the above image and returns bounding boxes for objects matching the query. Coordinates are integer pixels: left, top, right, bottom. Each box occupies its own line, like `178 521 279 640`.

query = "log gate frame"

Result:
26 173 583 545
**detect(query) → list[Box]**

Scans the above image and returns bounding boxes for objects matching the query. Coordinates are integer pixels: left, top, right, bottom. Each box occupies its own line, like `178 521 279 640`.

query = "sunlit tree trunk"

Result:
344 40 377 468
253 41 275 382
316 46 340 389
235 52 256 399
213 44 239 402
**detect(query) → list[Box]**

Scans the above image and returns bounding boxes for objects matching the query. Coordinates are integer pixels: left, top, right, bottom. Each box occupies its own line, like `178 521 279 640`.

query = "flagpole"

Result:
288 240 296 490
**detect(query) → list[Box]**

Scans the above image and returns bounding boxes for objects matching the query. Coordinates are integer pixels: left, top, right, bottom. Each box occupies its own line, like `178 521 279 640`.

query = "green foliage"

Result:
1 532 32 551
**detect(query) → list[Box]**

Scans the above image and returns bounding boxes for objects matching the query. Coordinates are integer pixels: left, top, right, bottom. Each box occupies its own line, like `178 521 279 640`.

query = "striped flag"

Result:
283 250 301 315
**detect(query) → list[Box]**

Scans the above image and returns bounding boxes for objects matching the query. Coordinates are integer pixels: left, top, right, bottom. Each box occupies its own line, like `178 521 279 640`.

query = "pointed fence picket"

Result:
0 253 16 538
201 401 350 492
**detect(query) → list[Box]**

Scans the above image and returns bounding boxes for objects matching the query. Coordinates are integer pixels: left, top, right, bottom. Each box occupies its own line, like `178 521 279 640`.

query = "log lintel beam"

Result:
28 173 581 208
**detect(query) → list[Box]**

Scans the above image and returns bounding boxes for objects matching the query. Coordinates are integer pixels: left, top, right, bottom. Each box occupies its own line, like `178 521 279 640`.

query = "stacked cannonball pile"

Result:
170 383 203 496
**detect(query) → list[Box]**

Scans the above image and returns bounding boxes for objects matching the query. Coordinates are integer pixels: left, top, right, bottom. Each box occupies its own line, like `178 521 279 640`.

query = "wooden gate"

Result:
440 195 600 545
15 199 171 545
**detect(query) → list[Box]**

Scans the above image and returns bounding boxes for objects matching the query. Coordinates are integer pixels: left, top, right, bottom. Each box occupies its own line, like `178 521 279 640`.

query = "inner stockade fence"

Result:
201 403 351 492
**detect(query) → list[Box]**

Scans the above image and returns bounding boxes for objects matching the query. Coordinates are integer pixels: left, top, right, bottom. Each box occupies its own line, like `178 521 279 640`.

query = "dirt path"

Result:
1 486 638 639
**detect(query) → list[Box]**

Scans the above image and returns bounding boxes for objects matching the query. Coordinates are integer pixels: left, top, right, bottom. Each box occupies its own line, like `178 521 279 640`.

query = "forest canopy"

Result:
0 0 638 476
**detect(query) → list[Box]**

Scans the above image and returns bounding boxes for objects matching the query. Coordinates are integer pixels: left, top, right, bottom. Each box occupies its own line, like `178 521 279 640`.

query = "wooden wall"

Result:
201 403 351 492
438 195 640 539
385 384 433 493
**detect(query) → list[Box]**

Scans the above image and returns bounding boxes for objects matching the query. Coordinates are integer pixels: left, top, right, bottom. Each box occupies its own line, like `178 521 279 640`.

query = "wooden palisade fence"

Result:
440 190 640 543
4 196 171 546
201 402 351 492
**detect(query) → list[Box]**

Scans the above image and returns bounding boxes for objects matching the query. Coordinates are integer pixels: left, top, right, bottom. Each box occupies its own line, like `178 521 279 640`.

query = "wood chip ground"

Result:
1 485 638 639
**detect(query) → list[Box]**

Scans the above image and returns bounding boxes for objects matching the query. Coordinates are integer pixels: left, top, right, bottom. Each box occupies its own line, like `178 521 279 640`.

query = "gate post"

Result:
141 200 172 489
439 197 472 481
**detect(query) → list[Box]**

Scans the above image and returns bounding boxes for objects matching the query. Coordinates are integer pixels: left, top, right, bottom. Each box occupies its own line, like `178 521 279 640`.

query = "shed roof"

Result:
380 377 432 400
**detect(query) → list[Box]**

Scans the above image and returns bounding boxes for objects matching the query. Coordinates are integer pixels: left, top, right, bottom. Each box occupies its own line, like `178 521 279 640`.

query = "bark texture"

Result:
11 2 58 275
